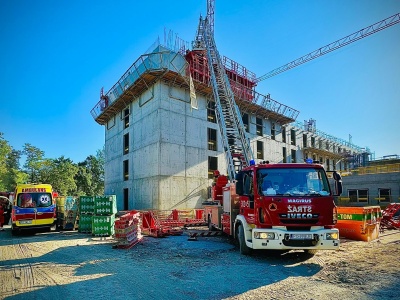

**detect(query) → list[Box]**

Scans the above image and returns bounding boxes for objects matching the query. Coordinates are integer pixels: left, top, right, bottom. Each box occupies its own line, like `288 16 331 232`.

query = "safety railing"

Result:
91 47 187 120
356 163 400 175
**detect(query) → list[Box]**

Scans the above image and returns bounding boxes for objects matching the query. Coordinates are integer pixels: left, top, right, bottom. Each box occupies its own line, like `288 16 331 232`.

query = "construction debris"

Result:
380 203 400 231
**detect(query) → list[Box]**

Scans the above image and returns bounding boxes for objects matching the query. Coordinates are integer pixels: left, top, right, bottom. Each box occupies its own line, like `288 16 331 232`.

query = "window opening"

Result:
257 141 264 159
123 160 129 181
256 117 263 136
207 128 217 151
208 156 218 179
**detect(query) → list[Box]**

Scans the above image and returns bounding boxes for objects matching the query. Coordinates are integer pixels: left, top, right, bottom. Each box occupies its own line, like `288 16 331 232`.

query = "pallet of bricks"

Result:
92 195 117 237
78 196 95 233
114 211 142 249
79 195 117 236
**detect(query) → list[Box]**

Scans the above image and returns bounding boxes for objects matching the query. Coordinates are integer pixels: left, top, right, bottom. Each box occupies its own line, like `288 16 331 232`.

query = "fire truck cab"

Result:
204 161 342 255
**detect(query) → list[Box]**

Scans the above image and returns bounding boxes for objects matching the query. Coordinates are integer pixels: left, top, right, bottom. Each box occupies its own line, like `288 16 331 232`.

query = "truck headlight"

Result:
254 232 275 239
326 232 339 240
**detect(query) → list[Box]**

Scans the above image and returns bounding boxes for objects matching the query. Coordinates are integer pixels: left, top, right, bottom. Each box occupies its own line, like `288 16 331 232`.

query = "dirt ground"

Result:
0 224 399 300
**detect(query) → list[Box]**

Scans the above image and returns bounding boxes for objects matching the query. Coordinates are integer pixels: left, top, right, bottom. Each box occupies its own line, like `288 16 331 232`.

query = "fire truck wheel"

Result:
238 224 251 255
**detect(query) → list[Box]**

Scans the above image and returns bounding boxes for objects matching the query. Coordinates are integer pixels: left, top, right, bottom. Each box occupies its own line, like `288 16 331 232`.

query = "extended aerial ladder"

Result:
194 1 399 180
193 4 254 180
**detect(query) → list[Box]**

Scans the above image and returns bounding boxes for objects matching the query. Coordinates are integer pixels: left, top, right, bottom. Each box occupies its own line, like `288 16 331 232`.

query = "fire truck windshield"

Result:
257 167 330 196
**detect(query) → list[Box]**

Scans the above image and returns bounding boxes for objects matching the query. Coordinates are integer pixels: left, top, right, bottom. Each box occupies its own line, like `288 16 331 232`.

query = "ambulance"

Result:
11 184 57 235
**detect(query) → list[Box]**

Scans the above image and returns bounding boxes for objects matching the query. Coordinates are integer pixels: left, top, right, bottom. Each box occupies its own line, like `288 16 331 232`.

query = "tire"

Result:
238 224 251 255
304 249 318 256
11 225 19 236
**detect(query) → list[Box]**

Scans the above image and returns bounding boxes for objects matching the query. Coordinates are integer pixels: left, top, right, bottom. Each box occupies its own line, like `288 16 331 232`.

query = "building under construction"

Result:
91 35 369 211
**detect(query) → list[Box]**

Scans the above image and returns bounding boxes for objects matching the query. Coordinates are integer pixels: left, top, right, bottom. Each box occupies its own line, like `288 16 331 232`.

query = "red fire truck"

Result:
204 161 342 255
195 6 342 255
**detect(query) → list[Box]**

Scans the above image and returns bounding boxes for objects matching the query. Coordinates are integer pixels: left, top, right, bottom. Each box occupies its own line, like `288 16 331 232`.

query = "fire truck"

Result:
204 162 342 255
194 1 342 254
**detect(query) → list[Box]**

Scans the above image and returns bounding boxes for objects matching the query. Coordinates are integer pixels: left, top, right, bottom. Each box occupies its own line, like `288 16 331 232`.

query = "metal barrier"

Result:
140 209 207 238
356 163 400 175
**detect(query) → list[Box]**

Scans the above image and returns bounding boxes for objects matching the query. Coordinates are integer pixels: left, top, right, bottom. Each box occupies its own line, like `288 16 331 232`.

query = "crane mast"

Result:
194 4 254 180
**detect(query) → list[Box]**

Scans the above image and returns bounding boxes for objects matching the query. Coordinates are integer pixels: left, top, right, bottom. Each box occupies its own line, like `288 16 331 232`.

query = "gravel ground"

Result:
0 224 399 300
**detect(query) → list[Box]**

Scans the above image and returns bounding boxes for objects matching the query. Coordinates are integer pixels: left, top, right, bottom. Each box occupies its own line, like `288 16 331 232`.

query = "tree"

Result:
4 149 28 191
23 143 45 183
0 133 12 190
39 156 78 196
75 148 105 196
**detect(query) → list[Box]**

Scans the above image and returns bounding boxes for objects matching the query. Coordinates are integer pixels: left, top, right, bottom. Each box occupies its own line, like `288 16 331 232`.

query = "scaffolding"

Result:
91 40 299 126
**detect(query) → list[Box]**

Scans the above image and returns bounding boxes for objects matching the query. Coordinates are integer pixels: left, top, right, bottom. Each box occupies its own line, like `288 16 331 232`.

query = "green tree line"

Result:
0 132 104 196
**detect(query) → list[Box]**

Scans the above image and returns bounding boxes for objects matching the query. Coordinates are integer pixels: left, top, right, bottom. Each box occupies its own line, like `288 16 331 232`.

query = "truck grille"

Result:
279 213 319 225
279 218 319 224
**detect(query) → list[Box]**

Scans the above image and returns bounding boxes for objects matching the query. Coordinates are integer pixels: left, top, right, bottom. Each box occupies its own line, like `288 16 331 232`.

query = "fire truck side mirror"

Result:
235 172 244 195
332 171 343 196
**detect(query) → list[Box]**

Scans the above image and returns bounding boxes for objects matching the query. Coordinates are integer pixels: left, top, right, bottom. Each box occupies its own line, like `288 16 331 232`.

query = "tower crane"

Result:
256 12 400 82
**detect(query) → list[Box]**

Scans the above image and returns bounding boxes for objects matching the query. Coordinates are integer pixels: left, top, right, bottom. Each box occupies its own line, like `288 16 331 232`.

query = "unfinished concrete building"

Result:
91 40 367 211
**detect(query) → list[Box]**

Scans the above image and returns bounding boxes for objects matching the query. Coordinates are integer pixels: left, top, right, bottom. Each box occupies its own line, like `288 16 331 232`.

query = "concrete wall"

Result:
339 172 400 206
104 81 221 211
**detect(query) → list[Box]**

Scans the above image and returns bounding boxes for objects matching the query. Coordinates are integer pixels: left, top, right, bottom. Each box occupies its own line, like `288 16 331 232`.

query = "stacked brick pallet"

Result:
78 195 117 236
78 196 95 233
92 195 117 237
114 211 142 249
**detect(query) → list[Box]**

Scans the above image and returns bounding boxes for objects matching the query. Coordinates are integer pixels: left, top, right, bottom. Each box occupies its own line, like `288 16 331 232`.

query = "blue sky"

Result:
1 0 399 163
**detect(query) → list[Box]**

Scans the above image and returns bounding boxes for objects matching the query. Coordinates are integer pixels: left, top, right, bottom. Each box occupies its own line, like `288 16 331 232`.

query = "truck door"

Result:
239 172 255 223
